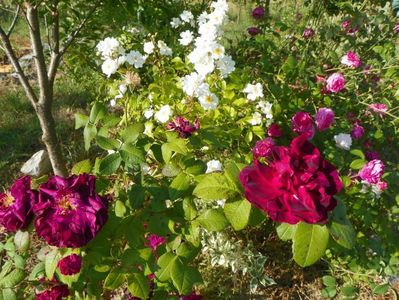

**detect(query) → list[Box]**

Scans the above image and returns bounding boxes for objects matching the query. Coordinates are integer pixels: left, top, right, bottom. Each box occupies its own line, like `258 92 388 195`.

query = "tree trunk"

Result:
35 101 68 177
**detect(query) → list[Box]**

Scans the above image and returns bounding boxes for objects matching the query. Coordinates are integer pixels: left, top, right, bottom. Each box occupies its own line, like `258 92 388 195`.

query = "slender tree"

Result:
0 0 99 177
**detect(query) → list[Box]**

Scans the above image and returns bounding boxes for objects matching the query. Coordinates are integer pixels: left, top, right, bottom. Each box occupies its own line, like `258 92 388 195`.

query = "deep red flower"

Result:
267 123 282 138
0 176 36 232
291 111 315 139
252 138 275 160
303 28 315 39
145 234 166 251
33 174 108 248
36 284 69 300
248 27 261 36
240 135 342 224
252 6 265 19
57 254 82 275
167 116 199 138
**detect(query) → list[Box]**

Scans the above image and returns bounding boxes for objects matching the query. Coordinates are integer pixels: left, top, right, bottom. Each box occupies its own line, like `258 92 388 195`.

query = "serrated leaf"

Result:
224 198 251 231
84 124 97 151
197 209 229 232
292 223 329 267
72 159 92 175
171 259 202 295
224 161 245 193
1 289 16 300
96 136 120 151
127 273 150 300
75 113 89 129
99 153 122 175
45 249 60 280
155 252 176 282
328 201 356 249
120 144 145 166
0 269 25 288
121 124 144 143
193 173 238 202
104 267 126 290
169 173 191 200
89 102 106 124
28 262 45 280
277 223 297 241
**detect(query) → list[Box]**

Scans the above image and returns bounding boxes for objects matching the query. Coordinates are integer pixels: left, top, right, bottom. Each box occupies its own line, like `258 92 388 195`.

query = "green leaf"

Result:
277 223 297 241
155 252 176 282
169 173 191 201
84 124 97 151
115 200 127 218
350 149 365 160
0 269 25 288
171 259 202 295
89 102 106 124
96 136 120 151
72 159 92 175
104 267 126 290
328 201 356 249
183 198 197 221
224 198 251 231
45 249 60 280
372 283 389 295
322 275 336 287
292 223 329 267
99 153 122 175
197 209 229 232
127 273 150 300
75 113 89 129
14 231 30 253
193 173 238 202
1 289 16 300
0 262 12 280
224 161 245 193
121 124 144 143
120 144 145 166
28 262 45 280
350 159 367 170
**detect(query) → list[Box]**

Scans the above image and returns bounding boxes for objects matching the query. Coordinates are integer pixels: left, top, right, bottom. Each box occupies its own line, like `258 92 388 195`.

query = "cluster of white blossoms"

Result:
96 37 173 79
180 0 236 110
242 82 274 126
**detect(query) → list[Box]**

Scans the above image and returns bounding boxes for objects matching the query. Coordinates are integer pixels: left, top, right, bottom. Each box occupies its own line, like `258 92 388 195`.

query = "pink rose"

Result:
358 159 384 184
291 111 315 139
253 138 275 160
326 73 345 93
369 103 388 116
315 108 334 131
341 51 362 68
351 122 365 140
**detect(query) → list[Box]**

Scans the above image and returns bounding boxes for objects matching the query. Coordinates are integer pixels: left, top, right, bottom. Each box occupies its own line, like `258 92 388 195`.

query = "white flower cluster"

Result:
243 83 273 126
180 0 236 111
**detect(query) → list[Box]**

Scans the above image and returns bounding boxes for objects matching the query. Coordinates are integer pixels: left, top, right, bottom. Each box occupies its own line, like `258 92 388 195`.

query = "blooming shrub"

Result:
1 0 399 298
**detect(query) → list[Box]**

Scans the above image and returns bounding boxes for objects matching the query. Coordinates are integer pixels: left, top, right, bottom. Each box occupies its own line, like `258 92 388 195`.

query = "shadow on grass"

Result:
0 79 96 188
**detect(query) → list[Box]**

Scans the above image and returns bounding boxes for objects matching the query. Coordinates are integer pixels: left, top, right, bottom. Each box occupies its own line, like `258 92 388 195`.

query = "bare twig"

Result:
0 26 38 105
6 5 20 37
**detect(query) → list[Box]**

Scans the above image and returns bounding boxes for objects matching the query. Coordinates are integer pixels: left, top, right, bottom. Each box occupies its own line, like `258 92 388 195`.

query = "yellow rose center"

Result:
58 195 76 213
205 96 213 103
1 193 14 208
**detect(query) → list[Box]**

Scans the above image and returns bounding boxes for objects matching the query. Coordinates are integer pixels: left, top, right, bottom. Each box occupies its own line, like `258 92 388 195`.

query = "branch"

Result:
6 5 20 37
47 0 60 86
0 26 38 105
26 3 52 104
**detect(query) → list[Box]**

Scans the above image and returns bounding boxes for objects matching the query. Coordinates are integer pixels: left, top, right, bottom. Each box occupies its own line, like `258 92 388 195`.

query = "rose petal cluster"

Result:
36 283 69 300
57 254 82 275
315 108 334 131
0 176 36 232
248 27 261 36
326 73 345 93
252 6 265 19
303 28 315 39
33 174 108 248
358 159 384 184
240 135 342 224
341 51 362 68
291 112 315 139
145 234 166 251
369 103 388 116
252 138 275 159
167 116 200 138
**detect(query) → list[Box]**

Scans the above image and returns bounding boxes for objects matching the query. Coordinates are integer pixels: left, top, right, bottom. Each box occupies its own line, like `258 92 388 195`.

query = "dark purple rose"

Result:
33 174 108 248
180 293 203 300
240 135 342 224
303 28 315 39
57 254 82 275
267 123 282 138
351 122 364 140
167 116 199 138
0 176 36 232
315 108 334 131
145 234 166 251
247 27 261 36
291 111 315 139
366 151 379 161
253 138 275 160
36 284 69 300
252 6 265 19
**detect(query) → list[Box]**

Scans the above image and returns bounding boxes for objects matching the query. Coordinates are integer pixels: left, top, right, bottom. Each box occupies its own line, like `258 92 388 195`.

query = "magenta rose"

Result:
240 134 342 224
36 284 69 300
351 122 364 140
358 159 384 184
315 108 334 131
57 254 82 275
247 27 261 36
33 174 108 248
366 151 379 161
341 51 362 68
167 116 199 138
303 28 315 39
291 111 315 139
145 234 166 251
326 73 345 93
0 176 36 232
267 123 282 138
252 6 265 19
252 138 275 160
